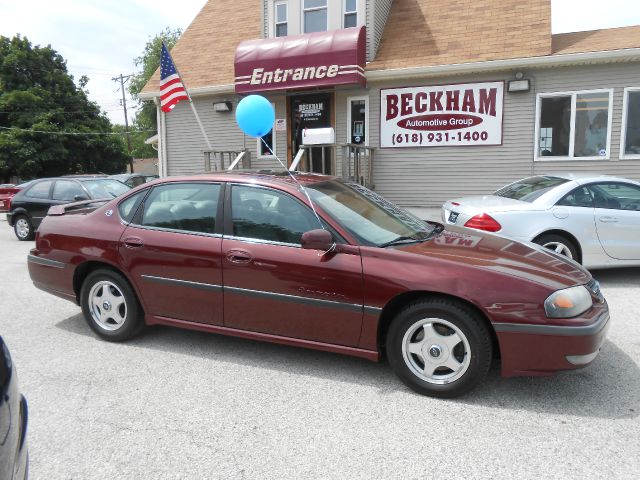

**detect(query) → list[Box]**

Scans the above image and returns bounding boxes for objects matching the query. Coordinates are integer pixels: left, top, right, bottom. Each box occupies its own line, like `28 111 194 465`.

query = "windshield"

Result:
82 179 130 198
494 176 569 202
306 181 435 247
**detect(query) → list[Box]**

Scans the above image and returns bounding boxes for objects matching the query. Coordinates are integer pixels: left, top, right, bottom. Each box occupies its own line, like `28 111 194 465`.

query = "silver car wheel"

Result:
88 280 128 331
401 317 471 385
15 218 30 239
542 241 573 259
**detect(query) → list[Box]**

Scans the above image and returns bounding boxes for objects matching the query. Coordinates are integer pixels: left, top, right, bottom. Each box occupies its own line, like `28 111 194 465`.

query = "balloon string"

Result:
260 136 325 231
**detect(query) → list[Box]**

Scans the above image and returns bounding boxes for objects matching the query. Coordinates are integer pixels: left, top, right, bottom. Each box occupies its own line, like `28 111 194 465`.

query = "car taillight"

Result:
464 213 502 232
6 197 11 211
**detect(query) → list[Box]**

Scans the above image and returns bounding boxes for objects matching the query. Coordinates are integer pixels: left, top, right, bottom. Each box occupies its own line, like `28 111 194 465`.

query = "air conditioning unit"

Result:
302 127 335 145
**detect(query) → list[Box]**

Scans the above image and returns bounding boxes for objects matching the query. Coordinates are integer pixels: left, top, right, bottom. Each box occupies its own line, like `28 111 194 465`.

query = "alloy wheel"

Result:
15 218 30 239
88 280 128 331
401 317 471 385
542 241 573 259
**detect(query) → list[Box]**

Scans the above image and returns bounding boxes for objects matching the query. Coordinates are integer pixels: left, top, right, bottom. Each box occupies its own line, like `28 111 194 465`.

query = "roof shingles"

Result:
141 0 261 94
142 0 640 92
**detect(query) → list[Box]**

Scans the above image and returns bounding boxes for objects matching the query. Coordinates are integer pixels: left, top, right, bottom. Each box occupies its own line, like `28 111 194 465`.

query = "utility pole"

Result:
112 73 134 173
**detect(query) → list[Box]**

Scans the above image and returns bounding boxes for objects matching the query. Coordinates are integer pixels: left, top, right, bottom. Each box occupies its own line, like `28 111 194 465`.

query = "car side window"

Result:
52 180 86 201
556 186 594 208
138 183 220 234
231 185 320 244
24 180 53 199
118 190 147 223
588 182 640 211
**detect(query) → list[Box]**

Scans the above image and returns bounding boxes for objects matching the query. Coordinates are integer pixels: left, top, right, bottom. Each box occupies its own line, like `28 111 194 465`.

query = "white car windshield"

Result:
307 181 435 247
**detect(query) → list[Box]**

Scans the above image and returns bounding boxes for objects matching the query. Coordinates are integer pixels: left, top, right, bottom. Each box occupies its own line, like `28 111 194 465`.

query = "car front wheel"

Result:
80 269 144 341
386 298 493 398
534 233 579 262
13 215 34 241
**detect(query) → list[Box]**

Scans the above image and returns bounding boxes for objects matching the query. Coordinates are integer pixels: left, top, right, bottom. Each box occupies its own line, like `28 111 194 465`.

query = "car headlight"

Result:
544 285 593 318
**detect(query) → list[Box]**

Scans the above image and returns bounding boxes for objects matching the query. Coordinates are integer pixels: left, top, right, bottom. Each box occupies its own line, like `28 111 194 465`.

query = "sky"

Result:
1 0 639 126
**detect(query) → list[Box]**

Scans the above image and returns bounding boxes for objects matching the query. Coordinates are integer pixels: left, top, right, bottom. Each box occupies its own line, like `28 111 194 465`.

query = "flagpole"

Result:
163 43 214 160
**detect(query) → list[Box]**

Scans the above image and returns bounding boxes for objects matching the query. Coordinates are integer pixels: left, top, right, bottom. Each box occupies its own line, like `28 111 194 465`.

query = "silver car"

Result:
442 174 640 269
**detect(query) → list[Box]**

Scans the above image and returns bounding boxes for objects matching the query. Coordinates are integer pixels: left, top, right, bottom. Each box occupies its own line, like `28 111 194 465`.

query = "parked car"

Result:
0 336 29 479
110 173 159 189
442 174 640 269
7 177 130 241
27 172 608 398
0 183 27 213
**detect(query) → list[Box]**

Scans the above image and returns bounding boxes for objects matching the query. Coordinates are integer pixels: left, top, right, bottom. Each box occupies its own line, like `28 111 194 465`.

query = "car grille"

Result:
586 279 605 303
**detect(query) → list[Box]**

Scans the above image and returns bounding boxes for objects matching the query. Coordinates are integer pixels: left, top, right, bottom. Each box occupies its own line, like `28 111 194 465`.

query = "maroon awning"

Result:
234 27 366 94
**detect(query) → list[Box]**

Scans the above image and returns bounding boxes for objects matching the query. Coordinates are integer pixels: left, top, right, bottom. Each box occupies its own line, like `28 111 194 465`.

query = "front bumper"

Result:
494 303 610 377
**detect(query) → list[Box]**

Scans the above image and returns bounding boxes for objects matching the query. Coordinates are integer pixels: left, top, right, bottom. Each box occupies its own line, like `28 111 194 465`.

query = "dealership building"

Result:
141 0 640 208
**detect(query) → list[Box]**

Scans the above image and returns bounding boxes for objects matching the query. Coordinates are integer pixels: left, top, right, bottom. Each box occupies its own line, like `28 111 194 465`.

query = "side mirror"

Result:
301 229 334 251
74 195 89 201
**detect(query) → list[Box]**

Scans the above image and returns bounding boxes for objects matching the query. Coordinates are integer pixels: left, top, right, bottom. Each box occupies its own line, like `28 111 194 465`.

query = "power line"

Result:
0 125 155 136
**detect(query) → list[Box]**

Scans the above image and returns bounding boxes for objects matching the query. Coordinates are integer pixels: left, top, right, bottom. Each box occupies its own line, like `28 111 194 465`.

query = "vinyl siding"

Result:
364 62 640 207
164 62 640 208
164 95 286 176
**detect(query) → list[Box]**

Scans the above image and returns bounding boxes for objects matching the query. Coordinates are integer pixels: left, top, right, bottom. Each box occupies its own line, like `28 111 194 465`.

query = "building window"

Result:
621 87 640 158
274 1 288 37
258 106 276 157
304 0 327 33
347 96 368 145
344 0 357 28
535 90 613 160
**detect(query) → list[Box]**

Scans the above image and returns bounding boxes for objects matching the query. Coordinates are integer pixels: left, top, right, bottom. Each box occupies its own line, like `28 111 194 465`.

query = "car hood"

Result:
397 225 591 289
445 195 541 213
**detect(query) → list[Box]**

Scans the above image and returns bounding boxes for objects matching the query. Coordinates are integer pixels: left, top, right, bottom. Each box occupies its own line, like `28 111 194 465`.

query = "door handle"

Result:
599 216 618 223
123 236 144 248
226 249 252 264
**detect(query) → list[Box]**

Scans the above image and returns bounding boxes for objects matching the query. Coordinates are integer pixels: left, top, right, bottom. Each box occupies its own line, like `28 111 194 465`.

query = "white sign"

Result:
380 81 504 148
275 118 287 132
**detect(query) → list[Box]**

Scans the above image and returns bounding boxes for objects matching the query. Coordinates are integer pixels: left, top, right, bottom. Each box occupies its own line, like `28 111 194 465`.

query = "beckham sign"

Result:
380 82 504 148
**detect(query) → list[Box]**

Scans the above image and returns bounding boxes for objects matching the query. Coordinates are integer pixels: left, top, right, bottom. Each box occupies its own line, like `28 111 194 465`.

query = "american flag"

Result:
160 43 189 112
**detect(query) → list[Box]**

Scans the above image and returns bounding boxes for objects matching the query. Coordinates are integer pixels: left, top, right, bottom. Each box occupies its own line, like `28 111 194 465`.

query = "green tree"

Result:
128 27 182 158
0 35 129 181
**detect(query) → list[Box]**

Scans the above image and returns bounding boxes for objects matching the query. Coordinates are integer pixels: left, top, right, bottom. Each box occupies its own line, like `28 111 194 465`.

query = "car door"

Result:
552 185 602 258
118 182 225 325
589 182 640 260
222 183 364 346
18 179 54 228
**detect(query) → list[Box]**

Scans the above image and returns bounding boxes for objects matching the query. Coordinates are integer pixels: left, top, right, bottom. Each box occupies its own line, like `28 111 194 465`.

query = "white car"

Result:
442 174 640 269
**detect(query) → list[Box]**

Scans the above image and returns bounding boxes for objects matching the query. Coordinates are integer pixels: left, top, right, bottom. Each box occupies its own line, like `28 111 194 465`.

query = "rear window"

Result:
494 176 569 202
81 179 130 199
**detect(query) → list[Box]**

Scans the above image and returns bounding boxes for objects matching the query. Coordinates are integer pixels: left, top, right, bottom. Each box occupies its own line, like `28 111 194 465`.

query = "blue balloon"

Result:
235 95 275 138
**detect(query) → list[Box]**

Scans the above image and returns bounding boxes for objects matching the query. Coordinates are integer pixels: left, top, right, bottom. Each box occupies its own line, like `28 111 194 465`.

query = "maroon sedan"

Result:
27 172 609 397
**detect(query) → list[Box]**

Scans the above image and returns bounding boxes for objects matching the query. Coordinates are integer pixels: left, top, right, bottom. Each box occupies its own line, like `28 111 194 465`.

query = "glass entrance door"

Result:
290 93 332 174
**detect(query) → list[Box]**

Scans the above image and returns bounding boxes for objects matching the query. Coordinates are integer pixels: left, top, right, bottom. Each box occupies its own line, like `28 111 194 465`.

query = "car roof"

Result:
149 170 337 189
542 173 636 184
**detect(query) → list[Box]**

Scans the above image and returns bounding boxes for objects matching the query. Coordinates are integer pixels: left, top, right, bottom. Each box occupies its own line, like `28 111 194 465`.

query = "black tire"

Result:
534 233 579 263
13 215 34 241
80 269 144 342
386 297 493 398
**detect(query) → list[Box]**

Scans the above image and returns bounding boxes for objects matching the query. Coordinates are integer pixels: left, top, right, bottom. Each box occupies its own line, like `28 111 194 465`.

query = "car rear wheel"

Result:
13 215 34 241
386 298 492 398
80 269 144 341
534 233 579 262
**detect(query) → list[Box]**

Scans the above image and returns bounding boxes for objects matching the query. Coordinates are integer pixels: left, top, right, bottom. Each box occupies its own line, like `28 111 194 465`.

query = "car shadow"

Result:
57 313 640 419
591 267 640 287
460 340 639 419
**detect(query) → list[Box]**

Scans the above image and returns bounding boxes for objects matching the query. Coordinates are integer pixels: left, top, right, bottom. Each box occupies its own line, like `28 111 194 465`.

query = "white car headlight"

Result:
544 285 593 318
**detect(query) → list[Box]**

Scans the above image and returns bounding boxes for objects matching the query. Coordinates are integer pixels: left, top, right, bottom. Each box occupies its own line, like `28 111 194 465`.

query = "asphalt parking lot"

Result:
1 218 639 479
